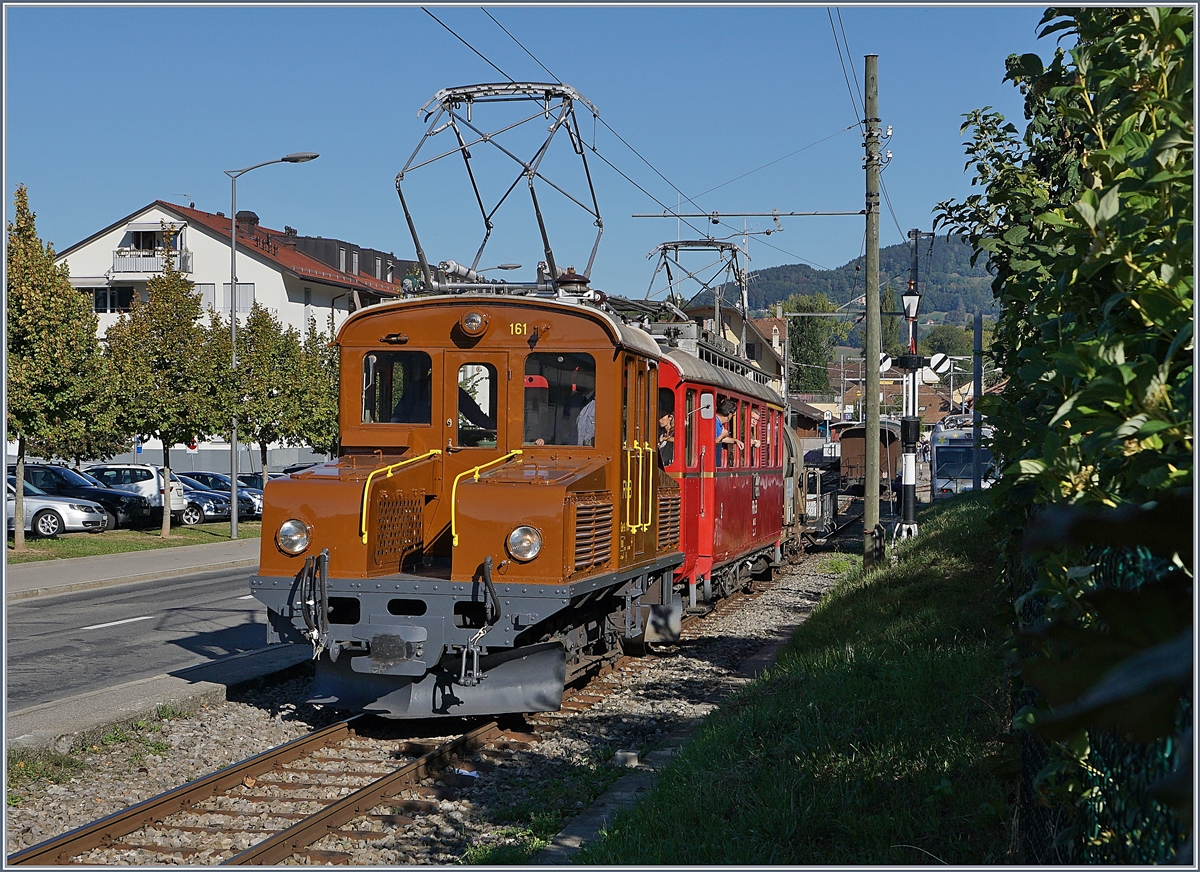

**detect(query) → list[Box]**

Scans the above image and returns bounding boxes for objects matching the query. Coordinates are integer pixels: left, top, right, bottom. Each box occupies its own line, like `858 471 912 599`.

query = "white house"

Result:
46 200 420 472
56 200 415 338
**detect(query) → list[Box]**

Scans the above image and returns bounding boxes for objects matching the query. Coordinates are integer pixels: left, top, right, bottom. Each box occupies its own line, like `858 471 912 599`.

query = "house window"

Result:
195 284 217 311
376 257 382 280
222 283 255 313
91 286 135 313
339 248 347 272
351 250 359 275
746 342 757 360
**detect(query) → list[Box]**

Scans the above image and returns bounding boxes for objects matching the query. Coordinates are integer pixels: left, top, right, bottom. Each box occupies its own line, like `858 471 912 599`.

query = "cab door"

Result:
619 354 655 562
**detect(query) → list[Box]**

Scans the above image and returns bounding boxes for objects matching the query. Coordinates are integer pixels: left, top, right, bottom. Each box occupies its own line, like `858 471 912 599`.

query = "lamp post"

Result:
224 152 318 539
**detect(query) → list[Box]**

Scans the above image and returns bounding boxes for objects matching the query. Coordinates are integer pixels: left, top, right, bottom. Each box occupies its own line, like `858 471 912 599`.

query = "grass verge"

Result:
6 522 261 563
579 493 1016 865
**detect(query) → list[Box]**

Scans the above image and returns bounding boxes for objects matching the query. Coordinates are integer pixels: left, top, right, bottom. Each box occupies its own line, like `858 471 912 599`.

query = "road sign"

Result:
135 438 142 455
823 410 833 421
929 352 952 374
879 352 892 373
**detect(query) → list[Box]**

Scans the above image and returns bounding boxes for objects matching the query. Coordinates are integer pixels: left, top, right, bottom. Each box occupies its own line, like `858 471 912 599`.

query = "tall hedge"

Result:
935 7 1192 862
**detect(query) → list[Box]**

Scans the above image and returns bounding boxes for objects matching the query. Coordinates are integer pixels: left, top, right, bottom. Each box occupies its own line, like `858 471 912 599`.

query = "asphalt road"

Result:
6 568 268 710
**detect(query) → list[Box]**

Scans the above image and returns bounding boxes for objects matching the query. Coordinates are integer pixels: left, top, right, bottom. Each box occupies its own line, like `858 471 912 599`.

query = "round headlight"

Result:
506 525 543 562
276 519 311 555
459 311 488 336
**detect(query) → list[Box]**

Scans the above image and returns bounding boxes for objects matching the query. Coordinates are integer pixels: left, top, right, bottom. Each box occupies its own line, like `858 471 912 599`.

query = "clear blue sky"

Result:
4 4 1060 296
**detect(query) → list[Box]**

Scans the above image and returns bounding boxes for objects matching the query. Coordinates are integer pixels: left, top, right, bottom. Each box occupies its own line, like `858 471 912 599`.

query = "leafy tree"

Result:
784 293 850 393
296 314 340 457
935 7 1192 861
234 302 304 472
105 228 225 537
880 283 905 357
921 324 974 357
5 185 111 549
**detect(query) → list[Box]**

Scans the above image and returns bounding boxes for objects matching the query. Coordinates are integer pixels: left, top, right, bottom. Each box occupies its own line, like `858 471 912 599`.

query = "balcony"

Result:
112 249 193 274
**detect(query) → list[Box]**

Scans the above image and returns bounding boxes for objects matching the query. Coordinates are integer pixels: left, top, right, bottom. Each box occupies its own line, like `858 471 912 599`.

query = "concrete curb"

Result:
6 644 312 755
5 558 260 601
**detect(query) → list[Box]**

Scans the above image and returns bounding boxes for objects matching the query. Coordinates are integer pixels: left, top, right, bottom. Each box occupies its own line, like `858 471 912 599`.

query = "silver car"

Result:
6 477 107 537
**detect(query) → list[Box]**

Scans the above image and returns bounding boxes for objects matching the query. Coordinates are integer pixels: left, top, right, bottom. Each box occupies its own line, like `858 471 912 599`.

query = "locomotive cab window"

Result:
363 351 434 425
523 353 596 446
456 363 498 447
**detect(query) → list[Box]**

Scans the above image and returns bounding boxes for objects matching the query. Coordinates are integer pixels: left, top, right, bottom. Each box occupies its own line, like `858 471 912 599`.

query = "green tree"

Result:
880 283 905 357
105 228 224 537
785 293 850 393
5 185 111 549
935 7 1192 861
235 302 304 472
296 314 340 457
921 324 973 357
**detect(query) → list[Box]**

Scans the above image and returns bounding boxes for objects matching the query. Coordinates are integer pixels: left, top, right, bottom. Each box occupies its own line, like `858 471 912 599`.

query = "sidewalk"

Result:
4 538 261 601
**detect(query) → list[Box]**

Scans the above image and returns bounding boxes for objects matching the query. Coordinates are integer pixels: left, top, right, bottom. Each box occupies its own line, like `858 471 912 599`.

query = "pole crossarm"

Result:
633 210 863 218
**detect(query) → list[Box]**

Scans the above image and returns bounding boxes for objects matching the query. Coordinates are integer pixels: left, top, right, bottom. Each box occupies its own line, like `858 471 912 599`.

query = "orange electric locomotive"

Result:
252 288 689 718
249 82 808 718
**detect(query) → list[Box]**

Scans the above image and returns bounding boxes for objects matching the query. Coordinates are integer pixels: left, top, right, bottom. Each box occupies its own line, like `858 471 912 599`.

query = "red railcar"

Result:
657 352 786 606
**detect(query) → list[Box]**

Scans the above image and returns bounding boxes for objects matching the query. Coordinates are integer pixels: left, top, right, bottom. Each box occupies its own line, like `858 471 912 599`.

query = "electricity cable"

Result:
423 8 515 83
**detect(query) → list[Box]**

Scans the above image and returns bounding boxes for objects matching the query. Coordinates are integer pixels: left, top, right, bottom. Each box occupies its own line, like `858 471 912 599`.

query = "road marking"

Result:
238 595 255 600
80 615 154 631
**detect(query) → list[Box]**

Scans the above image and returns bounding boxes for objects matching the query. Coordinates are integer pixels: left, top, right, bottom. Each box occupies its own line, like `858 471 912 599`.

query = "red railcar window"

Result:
365 350 434 425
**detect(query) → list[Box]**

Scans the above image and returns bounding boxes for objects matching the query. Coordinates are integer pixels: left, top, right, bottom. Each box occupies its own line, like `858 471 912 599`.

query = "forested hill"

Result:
698 234 996 317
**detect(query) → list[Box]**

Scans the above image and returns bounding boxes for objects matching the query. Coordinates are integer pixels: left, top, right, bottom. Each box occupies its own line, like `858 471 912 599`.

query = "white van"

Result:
85 463 188 521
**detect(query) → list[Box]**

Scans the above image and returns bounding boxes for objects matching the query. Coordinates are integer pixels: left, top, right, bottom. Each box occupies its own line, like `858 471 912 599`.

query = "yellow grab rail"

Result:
641 442 655 533
451 450 523 546
361 449 442 544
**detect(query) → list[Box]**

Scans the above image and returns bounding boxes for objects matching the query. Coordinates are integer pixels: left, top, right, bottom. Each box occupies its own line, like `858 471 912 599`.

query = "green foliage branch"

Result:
934 7 1193 861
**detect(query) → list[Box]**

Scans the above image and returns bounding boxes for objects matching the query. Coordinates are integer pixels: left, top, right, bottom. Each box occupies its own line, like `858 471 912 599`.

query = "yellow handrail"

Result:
451 450 523 546
623 446 633 530
642 442 655 533
360 449 442 544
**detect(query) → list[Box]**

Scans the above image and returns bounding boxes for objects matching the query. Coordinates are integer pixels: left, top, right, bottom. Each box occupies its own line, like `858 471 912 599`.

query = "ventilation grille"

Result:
373 489 424 567
657 490 681 550
573 499 614 573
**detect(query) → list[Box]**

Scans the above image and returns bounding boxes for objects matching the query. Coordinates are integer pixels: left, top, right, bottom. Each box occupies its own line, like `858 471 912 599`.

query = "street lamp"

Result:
224 152 318 539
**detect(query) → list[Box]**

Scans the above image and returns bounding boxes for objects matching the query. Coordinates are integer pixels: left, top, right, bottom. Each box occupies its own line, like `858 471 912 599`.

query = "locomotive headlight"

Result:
506 525 542 562
276 518 311 555
459 311 488 336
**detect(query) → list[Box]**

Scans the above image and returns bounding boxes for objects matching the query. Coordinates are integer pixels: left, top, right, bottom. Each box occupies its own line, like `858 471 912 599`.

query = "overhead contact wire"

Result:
424 8 515 83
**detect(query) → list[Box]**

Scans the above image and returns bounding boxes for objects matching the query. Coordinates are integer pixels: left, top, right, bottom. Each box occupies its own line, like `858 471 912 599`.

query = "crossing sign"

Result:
879 352 893 373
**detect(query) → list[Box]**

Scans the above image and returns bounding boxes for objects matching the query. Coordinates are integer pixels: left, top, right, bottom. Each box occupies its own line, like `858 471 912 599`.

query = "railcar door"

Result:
619 354 656 562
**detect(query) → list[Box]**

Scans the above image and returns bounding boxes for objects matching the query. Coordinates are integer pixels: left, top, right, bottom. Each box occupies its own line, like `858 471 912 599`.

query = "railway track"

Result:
9 537 855 866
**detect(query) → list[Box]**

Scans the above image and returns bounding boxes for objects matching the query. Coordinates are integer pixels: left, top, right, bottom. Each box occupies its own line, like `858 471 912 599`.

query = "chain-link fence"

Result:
1011 546 1189 864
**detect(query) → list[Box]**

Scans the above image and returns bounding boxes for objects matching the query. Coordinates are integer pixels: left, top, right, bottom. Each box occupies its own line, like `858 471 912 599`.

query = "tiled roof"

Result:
161 201 399 298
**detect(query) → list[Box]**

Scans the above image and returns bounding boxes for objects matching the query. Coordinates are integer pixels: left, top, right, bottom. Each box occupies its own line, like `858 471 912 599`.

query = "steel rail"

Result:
223 720 503 865
6 717 362 866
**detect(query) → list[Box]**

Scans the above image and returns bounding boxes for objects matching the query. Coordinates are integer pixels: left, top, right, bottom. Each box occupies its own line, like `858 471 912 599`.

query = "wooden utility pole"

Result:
863 54 883 569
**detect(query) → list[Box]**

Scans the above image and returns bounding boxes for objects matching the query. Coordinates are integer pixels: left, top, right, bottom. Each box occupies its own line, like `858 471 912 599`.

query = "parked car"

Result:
6 476 107 537
7 463 152 530
182 471 264 517
282 462 322 475
235 471 286 490
166 474 231 525
84 463 187 523
175 474 253 521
